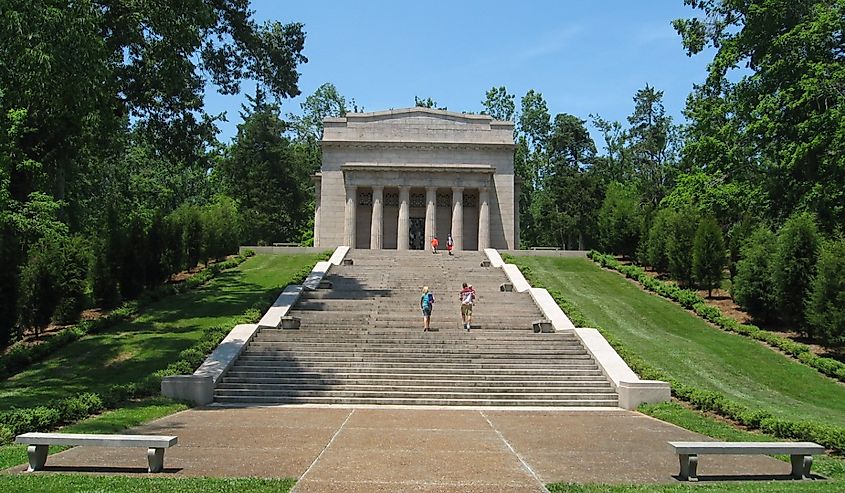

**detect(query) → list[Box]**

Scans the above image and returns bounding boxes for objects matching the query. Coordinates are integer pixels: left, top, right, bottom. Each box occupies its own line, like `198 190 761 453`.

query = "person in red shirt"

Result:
431 236 439 254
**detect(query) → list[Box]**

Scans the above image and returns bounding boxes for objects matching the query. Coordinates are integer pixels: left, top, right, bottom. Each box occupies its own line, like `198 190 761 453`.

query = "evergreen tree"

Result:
772 212 820 333
597 183 642 258
666 207 699 286
220 88 310 244
732 227 777 323
806 238 845 347
692 216 726 297
645 208 674 273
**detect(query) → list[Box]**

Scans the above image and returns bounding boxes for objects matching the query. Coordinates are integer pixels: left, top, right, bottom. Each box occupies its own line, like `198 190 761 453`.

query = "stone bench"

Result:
15 432 178 473
668 441 825 481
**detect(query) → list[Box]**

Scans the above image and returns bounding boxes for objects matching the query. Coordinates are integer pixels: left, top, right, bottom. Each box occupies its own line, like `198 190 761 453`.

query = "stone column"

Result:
451 186 464 251
370 185 383 250
397 186 410 250
424 186 437 247
514 179 520 249
313 179 321 248
478 187 490 250
344 184 357 248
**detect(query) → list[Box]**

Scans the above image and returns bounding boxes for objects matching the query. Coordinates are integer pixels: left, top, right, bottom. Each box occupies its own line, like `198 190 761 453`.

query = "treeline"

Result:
592 0 845 348
420 1 844 348
0 2 315 348
602 197 845 347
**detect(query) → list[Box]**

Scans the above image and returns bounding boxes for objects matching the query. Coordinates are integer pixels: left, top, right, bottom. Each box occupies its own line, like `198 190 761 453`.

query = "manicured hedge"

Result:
515 261 845 453
0 250 257 381
588 251 845 383
0 252 319 444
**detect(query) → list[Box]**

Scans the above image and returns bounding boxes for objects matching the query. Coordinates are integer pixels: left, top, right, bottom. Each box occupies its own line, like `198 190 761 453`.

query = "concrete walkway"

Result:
8 406 793 491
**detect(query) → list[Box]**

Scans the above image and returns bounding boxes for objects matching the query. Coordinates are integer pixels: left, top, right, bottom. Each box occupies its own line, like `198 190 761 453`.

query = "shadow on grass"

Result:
0 262 304 409
675 473 825 482
36 465 183 474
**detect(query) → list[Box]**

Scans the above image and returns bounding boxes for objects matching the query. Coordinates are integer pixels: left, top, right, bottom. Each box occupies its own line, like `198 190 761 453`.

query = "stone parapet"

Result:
161 375 214 406
193 324 259 383
485 249 671 410
573 328 671 409
161 246 351 405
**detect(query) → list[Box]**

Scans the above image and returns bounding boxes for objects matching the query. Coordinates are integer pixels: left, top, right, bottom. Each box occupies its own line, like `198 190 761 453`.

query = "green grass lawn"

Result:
0 476 295 493
0 254 320 409
0 397 187 470
511 256 845 427
547 483 843 492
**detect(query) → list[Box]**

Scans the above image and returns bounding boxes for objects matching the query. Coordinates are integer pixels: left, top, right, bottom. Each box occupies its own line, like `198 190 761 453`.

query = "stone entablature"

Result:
314 108 518 250
323 107 515 147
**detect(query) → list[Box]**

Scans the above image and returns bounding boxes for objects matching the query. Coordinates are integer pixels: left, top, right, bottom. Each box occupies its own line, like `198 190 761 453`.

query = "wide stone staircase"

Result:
214 250 618 406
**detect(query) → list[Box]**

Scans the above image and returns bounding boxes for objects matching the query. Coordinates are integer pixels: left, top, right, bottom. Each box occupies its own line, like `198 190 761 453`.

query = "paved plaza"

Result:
7 405 792 491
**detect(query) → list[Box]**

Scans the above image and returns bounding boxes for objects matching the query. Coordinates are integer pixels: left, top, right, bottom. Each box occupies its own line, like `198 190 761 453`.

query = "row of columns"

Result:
343 185 490 251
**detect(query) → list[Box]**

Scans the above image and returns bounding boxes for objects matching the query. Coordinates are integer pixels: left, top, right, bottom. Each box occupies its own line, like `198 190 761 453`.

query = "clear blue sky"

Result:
205 0 715 148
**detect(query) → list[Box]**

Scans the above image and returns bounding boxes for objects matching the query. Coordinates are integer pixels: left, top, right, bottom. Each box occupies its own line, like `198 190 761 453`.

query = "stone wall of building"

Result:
315 108 516 250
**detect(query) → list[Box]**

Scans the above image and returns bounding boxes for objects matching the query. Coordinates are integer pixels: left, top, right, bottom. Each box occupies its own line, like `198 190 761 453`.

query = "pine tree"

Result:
692 216 726 297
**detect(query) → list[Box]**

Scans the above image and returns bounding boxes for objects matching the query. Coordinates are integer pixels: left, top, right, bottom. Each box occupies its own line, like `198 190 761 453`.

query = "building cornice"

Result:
322 140 515 151
341 163 496 174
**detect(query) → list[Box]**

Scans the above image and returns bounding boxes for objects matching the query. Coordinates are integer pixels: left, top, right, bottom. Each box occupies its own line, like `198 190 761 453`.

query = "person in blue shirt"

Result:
420 286 435 332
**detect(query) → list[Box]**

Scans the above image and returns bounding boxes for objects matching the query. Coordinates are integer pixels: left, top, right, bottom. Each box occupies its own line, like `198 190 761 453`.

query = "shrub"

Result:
772 212 819 333
732 227 777 322
692 215 725 297
806 238 845 347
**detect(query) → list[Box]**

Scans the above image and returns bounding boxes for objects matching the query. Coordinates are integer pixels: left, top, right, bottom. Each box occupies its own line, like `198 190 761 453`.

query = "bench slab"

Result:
15 433 177 473
668 441 824 481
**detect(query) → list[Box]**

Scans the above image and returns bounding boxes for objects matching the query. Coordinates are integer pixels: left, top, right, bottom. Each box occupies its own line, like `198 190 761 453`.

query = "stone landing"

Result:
7 406 792 491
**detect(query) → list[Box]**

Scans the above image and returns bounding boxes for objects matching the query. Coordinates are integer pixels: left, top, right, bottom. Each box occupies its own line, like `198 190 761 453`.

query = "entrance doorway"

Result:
409 217 425 250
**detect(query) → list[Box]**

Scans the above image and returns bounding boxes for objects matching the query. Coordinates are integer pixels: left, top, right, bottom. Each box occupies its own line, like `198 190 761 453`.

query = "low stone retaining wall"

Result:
500 249 589 257
239 246 323 255
162 246 350 405
485 248 670 410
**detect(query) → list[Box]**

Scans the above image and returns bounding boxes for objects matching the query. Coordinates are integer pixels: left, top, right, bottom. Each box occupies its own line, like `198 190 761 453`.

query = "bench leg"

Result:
147 447 165 473
790 454 813 479
26 445 49 472
678 454 698 481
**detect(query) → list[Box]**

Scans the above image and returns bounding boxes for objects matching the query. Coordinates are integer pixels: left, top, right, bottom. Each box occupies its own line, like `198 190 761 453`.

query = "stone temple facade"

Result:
313 108 518 251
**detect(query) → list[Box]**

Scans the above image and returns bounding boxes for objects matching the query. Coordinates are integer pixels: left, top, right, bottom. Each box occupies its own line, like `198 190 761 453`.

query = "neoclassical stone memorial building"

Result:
313 107 519 250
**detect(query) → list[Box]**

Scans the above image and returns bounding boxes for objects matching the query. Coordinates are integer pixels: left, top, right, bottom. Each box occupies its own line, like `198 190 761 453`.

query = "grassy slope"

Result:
512 256 845 427
0 254 319 409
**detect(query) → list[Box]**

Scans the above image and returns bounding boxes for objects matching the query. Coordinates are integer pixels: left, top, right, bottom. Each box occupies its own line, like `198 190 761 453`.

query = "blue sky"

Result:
205 1 715 148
